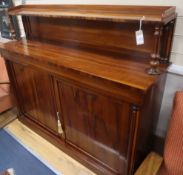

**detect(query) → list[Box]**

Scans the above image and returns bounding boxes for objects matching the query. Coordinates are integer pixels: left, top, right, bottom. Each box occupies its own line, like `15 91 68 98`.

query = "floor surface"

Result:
3 111 95 175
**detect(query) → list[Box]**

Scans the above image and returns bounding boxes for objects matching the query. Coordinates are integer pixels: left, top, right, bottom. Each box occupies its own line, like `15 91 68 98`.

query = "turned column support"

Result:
128 105 141 175
147 25 163 75
160 19 176 63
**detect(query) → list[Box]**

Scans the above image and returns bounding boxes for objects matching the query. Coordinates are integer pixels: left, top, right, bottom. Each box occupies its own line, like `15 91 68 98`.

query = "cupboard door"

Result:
57 80 132 174
12 63 58 133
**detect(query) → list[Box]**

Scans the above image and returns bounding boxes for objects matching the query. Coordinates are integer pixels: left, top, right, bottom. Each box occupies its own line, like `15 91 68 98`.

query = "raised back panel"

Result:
22 16 156 58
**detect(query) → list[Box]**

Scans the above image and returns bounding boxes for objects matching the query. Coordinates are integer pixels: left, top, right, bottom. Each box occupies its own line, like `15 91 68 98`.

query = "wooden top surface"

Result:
8 5 176 24
0 40 163 92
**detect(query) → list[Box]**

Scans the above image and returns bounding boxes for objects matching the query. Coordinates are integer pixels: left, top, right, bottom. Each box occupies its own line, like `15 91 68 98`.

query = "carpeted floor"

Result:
0 129 58 175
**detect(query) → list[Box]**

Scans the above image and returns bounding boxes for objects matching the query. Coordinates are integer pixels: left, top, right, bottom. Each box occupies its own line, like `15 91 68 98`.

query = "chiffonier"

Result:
0 5 176 175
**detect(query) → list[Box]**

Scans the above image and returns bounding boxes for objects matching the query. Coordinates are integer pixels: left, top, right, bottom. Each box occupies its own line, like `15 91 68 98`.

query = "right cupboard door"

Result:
56 80 132 174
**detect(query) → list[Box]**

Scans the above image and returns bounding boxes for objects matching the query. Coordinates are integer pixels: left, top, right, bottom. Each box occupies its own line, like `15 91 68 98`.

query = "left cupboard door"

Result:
11 62 59 135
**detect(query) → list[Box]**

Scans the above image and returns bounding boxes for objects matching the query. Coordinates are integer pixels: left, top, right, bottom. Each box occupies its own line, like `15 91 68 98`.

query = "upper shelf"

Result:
8 5 176 24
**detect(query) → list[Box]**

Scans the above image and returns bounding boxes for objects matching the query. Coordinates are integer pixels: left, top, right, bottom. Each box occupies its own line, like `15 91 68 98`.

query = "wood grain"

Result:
56 80 131 174
0 5 176 175
12 63 58 134
22 16 155 57
0 40 158 92
8 5 176 24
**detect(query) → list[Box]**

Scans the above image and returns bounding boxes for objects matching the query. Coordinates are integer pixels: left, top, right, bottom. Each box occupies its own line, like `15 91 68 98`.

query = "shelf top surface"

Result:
0 40 166 92
8 5 176 23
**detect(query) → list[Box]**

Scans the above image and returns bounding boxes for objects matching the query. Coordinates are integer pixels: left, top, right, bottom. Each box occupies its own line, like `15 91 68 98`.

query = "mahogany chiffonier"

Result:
0 5 176 175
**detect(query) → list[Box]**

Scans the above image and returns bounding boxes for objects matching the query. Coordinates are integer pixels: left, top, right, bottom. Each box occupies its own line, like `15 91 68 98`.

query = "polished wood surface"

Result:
20 15 175 67
23 15 172 66
23 16 155 57
0 40 159 91
9 5 176 73
9 5 176 24
0 4 176 175
11 63 58 134
56 80 131 174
